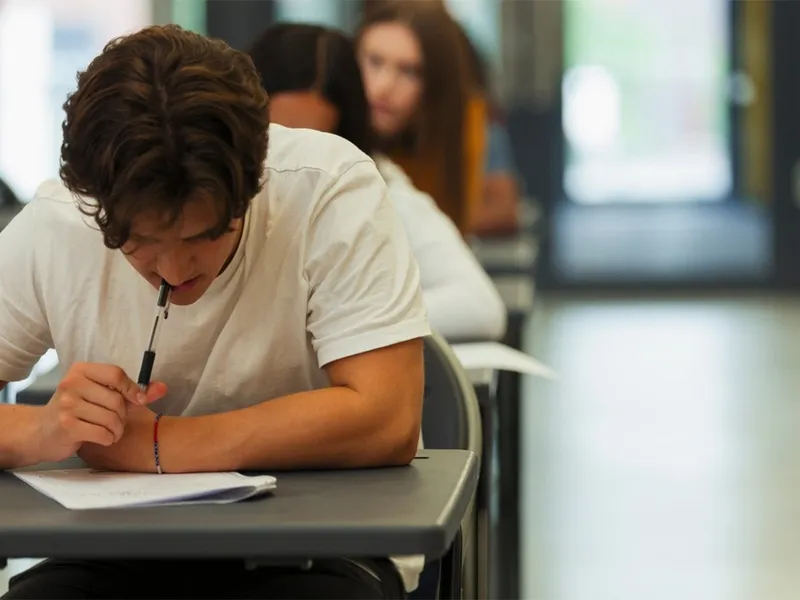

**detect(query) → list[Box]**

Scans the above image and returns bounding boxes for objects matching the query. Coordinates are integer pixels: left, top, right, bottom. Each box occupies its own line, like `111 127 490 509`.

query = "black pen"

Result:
137 279 172 392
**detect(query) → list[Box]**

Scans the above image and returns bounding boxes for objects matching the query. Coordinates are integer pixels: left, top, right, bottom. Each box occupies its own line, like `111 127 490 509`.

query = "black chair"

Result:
412 332 482 600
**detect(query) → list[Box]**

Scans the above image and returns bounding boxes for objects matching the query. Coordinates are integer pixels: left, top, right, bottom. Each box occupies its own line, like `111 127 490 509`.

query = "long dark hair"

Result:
356 0 472 230
247 23 373 156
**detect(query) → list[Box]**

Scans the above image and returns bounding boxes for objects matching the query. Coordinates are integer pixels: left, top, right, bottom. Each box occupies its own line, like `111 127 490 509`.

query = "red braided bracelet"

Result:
153 412 163 474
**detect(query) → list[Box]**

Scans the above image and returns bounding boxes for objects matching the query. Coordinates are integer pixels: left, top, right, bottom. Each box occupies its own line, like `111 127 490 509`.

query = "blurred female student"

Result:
355 0 486 236
248 23 506 341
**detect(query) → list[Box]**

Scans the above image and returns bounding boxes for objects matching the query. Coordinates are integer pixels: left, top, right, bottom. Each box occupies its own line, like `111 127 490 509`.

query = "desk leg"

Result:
495 311 525 600
475 389 494 600
439 528 463 600
495 369 521 600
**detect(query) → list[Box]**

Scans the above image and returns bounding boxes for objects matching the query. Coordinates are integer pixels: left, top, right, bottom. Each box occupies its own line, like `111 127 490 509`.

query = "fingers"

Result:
57 410 116 447
141 381 168 404
72 363 167 405
76 363 146 404
67 378 126 422
68 400 125 443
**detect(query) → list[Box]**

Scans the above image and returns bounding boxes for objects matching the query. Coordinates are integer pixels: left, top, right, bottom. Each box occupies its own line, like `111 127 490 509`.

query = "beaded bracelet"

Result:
153 412 163 475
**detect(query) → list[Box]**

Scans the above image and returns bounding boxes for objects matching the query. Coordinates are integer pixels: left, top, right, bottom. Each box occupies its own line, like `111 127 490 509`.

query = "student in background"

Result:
355 0 486 236
248 23 507 342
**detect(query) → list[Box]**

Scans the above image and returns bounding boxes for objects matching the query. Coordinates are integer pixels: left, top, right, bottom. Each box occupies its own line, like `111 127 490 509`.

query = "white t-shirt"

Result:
375 156 507 341
0 124 429 590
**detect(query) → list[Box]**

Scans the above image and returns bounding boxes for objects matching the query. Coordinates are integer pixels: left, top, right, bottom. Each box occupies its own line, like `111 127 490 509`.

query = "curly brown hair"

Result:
60 24 270 249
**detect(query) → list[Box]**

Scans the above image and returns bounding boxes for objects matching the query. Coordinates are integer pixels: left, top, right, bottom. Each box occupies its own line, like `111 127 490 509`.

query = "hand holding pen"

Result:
27 283 172 465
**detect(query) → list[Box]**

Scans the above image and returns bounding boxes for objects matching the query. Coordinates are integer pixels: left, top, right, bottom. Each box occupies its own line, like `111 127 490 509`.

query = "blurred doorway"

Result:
562 0 732 205
529 0 773 289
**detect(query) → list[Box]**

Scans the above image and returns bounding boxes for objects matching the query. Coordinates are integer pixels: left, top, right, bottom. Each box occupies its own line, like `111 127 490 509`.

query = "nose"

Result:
156 247 194 287
369 65 397 101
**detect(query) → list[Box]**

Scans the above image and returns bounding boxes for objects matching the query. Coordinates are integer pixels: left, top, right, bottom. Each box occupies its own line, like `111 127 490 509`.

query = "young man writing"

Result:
0 24 428 599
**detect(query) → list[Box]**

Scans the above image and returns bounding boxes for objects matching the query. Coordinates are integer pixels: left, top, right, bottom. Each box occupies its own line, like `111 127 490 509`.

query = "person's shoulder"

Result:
2 179 106 274
29 179 85 214
375 155 441 214
266 124 374 180
21 179 94 231
258 125 384 224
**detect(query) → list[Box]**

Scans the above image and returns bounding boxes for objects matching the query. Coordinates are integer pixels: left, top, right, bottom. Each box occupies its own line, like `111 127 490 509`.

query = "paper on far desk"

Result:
14 468 276 510
451 342 558 379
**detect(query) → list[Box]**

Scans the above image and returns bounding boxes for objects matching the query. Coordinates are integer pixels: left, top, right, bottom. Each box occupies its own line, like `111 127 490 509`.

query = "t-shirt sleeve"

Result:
0 201 53 381
304 160 430 368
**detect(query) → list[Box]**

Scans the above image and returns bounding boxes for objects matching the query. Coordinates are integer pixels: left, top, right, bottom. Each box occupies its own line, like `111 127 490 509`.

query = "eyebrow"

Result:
183 226 219 241
129 226 219 244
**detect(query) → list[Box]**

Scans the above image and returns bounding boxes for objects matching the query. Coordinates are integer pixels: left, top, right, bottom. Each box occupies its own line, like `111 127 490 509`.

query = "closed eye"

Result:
185 226 236 242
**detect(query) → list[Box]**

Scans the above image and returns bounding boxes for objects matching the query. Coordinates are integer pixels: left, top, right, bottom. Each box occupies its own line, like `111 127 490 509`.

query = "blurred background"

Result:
3 1 800 599
3 0 799 288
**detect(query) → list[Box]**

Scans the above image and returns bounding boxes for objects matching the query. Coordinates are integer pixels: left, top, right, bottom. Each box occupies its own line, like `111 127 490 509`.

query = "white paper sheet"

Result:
14 468 276 510
451 342 558 379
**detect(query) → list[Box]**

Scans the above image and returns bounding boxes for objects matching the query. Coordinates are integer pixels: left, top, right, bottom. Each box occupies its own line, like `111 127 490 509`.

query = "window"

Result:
563 0 732 204
445 0 500 68
0 0 152 200
275 0 345 28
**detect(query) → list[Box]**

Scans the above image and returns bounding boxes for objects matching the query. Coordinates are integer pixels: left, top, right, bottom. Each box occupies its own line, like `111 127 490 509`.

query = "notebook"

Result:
13 468 277 510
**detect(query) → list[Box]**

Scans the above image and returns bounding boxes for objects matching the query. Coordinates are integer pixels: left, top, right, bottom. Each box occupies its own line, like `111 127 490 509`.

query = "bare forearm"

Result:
160 387 420 473
0 404 42 470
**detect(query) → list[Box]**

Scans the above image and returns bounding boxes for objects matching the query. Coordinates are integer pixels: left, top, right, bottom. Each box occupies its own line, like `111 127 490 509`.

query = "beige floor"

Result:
521 294 800 600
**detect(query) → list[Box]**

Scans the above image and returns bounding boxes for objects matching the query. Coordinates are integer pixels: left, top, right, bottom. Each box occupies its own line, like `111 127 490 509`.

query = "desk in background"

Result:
466 368 495 600
472 228 537 600
471 232 538 279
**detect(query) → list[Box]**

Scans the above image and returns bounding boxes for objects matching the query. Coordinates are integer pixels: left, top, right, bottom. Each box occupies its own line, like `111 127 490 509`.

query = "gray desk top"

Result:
0 450 478 560
492 275 535 314
470 233 538 273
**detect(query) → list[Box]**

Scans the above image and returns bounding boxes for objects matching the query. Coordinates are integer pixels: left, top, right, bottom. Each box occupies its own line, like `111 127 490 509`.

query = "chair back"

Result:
421 332 481 455
414 332 482 599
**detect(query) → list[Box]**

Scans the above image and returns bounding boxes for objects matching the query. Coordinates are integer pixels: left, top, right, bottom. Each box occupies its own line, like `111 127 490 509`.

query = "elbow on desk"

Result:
342 429 418 469
381 432 420 467
374 414 421 467
354 409 420 469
